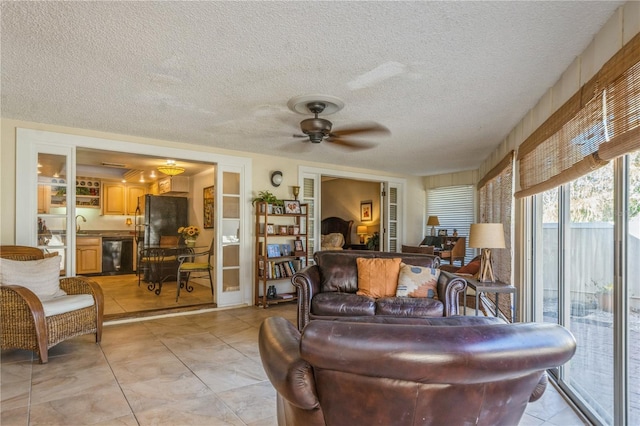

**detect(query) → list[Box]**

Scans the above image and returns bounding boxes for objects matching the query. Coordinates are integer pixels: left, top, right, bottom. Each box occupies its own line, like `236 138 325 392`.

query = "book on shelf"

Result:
280 293 294 299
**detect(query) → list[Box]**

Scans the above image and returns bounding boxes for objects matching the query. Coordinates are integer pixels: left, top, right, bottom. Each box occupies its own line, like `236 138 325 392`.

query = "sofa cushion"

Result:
395 263 440 299
41 294 95 317
0 256 67 301
311 292 376 317
356 257 402 298
376 297 444 317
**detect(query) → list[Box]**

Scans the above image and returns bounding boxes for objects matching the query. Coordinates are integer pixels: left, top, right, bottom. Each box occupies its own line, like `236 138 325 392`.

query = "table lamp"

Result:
426 216 440 236
468 223 506 282
356 225 368 244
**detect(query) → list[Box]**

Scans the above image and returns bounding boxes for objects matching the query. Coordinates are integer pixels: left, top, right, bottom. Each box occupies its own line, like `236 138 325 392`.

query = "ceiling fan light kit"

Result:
287 94 390 150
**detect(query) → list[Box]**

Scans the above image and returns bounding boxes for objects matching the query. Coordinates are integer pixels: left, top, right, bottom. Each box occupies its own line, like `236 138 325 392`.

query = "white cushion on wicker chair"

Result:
0 256 66 300
41 294 95 317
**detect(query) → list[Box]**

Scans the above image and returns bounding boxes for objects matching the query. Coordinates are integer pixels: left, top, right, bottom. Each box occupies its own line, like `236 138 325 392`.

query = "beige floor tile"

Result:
28 383 132 425
108 351 193 385
0 404 29 426
0 379 30 411
120 375 214 413
193 357 268 394
134 393 245 426
216 381 277 425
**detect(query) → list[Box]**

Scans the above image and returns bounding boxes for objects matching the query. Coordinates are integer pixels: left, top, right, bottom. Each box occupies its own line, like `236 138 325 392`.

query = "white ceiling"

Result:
1 1 624 176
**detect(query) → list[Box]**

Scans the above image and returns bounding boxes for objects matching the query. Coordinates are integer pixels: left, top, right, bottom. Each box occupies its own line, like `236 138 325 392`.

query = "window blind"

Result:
426 185 474 260
478 151 514 320
516 32 640 198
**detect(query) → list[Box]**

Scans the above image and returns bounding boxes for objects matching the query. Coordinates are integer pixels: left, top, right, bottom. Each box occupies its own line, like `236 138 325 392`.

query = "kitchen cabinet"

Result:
157 176 189 195
102 182 147 215
127 185 146 215
76 236 102 274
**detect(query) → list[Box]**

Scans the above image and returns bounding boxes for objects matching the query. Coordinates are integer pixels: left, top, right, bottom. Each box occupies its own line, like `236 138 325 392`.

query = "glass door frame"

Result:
15 128 253 308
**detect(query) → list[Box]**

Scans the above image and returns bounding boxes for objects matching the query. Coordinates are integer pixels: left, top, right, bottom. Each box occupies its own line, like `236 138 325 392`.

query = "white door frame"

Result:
298 165 406 252
16 128 253 307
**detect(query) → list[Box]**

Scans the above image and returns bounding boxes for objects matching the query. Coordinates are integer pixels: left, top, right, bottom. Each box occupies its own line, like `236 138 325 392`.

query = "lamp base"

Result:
478 248 496 282
430 226 436 237
359 235 365 244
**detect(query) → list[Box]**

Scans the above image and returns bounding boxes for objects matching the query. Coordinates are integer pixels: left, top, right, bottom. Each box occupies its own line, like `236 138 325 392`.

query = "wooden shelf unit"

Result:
254 201 308 308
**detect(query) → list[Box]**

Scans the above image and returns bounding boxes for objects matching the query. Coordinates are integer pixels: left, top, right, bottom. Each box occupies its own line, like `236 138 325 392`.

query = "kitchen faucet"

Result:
75 214 86 232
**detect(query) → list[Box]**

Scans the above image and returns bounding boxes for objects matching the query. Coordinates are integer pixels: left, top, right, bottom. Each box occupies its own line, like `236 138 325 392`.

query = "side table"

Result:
464 277 517 323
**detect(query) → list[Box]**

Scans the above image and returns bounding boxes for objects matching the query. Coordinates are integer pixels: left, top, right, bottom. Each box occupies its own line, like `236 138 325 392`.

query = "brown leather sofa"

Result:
291 250 466 330
259 316 577 426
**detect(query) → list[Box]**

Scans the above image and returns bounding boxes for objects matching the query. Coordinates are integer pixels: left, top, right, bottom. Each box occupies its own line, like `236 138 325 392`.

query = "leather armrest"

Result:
259 317 319 410
292 265 321 331
436 270 466 316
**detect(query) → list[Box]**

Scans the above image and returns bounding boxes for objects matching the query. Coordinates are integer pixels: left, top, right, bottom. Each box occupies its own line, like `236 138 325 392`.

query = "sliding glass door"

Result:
531 152 639 424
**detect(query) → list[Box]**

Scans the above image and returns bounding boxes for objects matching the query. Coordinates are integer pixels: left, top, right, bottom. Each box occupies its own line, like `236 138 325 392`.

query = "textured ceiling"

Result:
1 1 624 176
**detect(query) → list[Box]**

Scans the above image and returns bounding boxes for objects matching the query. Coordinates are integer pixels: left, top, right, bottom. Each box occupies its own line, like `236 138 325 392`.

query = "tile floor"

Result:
1 303 588 426
97 274 215 319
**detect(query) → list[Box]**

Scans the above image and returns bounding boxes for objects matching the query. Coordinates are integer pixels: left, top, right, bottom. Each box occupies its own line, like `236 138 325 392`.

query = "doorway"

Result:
17 128 253 317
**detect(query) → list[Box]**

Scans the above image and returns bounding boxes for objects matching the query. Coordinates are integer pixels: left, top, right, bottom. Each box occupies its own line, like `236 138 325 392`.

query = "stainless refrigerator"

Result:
136 195 188 246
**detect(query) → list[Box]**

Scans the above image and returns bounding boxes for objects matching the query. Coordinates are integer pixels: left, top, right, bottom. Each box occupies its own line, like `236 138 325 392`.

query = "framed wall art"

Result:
360 200 373 222
203 185 214 229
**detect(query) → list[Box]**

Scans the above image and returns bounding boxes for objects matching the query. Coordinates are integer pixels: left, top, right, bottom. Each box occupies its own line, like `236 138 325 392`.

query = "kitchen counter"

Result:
77 231 136 238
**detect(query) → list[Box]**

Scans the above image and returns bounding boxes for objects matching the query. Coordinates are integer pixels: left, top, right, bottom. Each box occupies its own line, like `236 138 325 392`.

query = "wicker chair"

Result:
0 245 104 363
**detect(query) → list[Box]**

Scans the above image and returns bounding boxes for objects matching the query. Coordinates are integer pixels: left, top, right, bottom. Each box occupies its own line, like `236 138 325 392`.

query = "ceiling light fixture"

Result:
157 160 185 176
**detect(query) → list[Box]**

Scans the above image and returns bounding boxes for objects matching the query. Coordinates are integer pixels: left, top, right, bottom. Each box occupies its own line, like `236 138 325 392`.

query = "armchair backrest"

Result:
313 250 439 293
260 316 577 426
0 245 45 260
451 237 466 257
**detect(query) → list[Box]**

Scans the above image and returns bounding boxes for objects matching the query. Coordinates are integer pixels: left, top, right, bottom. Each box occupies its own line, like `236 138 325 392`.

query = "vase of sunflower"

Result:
178 225 200 247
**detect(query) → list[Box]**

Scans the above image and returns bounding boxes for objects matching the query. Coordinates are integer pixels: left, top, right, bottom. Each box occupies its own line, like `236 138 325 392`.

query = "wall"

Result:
321 178 380 244
0 118 424 245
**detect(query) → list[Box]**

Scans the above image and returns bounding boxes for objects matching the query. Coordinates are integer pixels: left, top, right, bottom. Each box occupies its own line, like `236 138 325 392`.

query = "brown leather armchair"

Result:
259 316 577 426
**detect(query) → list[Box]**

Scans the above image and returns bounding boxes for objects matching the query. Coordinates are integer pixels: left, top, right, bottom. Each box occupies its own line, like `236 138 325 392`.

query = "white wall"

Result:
0 118 424 245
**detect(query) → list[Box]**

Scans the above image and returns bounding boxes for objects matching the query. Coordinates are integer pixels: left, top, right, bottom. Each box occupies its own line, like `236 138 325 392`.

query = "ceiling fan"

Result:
292 101 389 150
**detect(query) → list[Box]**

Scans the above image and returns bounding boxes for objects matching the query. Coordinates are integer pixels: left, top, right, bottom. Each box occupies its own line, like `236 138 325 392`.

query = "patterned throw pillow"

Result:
0 256 66 301
395 262 440 299
356 257 402 298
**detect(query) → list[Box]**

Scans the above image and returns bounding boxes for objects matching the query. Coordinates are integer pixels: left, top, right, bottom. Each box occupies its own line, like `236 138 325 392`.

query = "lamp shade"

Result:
469 223 506 249
426 216 440 226
356 226 368 235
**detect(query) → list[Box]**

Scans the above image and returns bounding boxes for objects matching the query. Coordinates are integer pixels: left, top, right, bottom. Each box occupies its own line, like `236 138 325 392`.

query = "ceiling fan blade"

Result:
326 137 377 151
330 122 390 137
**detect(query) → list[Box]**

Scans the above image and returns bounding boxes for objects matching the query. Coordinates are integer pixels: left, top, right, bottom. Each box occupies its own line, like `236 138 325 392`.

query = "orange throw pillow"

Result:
356 257 402 298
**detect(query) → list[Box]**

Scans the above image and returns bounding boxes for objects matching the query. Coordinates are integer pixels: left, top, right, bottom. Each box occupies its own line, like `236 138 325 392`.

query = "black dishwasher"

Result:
102 237 134 275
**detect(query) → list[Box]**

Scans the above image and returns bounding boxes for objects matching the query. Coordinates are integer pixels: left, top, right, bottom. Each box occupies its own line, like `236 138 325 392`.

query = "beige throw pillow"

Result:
0 256 66 300
395 262 440 299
